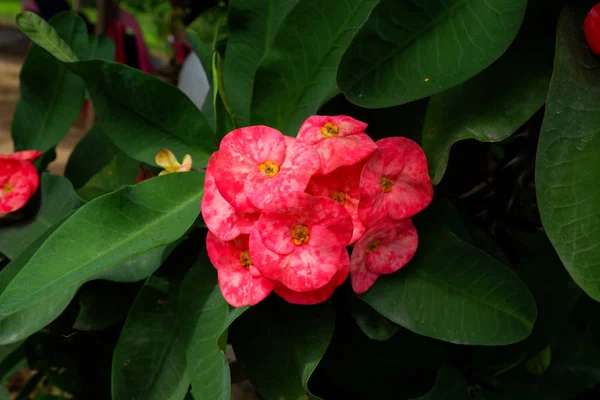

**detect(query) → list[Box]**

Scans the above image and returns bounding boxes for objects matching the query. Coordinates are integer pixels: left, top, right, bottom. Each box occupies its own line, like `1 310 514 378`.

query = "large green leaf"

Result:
73 281 138 331
422 21 553 184
231 298 335 400
76 153 140 201
222 0 300 127
11 12 88 153
536 4 600 301
346 292 399 341
65 125 119 188
337 0 528 108
0 172 203 316
361 204 537 345
249 0 378 134
68 61 216 166
178 257 246 400
112 276 189 400
416 366 467 400
87 34 115 61
0 174 83 260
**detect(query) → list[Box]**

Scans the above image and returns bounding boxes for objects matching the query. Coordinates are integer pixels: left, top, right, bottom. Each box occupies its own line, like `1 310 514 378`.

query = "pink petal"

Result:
215 126 286 213
202 153 259 241
297 115 368 144
280 225 342 292
258 192 353 253
246 137 320 210
2 150 43 163
0 158 38 215
217 268 273 307
313 134 376 175
274 249 349 305
359 137 433 222
249 228 288 281
206 233 273 307
350 267 379 294
367 220 418 274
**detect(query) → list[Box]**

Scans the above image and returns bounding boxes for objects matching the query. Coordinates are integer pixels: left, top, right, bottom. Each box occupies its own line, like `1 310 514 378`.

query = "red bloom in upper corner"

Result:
359 137 433 225
307 161 365 245
0 150 42 215
297 115 376 175
214 126 320 212
206 233 274 307
350 219 418 294
585 3 600 56
274 248 349 305
249 192 353 293
202 152 259 241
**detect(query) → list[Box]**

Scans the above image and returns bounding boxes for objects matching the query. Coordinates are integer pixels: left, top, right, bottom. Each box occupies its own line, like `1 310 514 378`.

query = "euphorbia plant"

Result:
2 0 600 399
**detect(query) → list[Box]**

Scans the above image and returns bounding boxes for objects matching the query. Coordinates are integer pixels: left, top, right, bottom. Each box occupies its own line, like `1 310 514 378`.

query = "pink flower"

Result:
249 192 353 292
350 219 418 294
307 161 365 245
297 115 376 175
0 150 42 215
359 137 433 225
214 126 320 212
206 233 274 307
274 248 349 305
202 152 259 241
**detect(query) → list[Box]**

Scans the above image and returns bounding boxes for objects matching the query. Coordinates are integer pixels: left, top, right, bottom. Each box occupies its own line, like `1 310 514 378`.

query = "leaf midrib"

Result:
0 184 202 315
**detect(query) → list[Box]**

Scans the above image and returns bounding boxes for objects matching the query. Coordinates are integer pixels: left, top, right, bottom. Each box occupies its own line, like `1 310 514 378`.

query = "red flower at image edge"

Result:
297 115 376 175
249 192 353 293
359 137 433 225
350 219 418 294
206 233 274 307
0 150 42 215
585 3 600 56
202 152 259 241
213 126 320 212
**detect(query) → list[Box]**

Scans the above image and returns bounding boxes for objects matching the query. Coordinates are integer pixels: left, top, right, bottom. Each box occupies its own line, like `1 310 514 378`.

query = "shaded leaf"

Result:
346 292 399 341
231 297 334 400
536 3 600 301
11 12 88 153
338 0 528 108
0 174 83 260
73 281 138 331
68 61 216 166
361 204 537 345
112 276 189 400
416 366 467 400
178 255 246 400
0 172 204 316
249 0 378 134
76 153 140 201
87 34 115 61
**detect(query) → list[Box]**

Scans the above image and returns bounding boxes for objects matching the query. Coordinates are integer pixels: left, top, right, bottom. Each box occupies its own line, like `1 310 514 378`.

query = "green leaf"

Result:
178 256 247 400
0 174 83 260
87 34 115 61
112 276 189 400
0 172 204 316
525 346 551 377
212 53 236 141
249 0 378 134
0 385 7 400
76 153 140 201
16 11 80 63
11 12 88 153
222 0 300 127
230 298 334 400
73 281 138 331
536 4 600 302
65 124 119 189
422 21 553 184
346 292 399 341
67 61 216 166
0 341 25 380
0 232 174 345
338 0 528 108
361 203 537 345
416 366 467 400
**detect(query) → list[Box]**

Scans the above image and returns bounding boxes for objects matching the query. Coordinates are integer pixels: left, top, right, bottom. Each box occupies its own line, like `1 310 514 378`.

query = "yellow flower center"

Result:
320 122 339 138
239 250 253 269
381 176 394 193
291 224 310 246
366 240 381 254
258 161 280 178
2 183 13 194
332 190 346 205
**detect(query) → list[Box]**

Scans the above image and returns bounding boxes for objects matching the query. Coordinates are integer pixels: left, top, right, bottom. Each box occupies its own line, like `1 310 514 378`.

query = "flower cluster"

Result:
202 116 433 307
0 150 42 215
